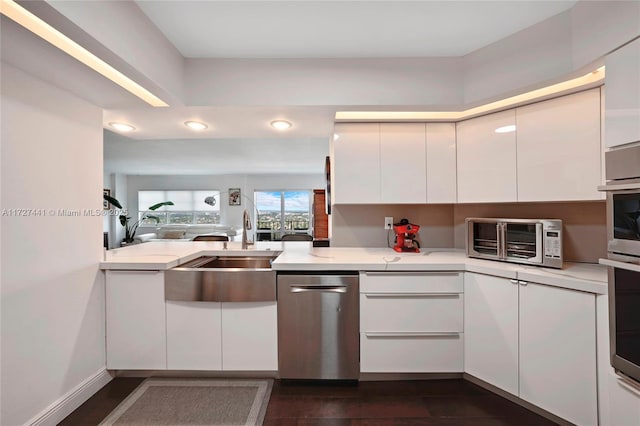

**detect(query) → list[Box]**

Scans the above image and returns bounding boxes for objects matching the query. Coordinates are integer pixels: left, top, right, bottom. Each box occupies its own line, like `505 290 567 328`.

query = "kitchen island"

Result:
101 241 609 425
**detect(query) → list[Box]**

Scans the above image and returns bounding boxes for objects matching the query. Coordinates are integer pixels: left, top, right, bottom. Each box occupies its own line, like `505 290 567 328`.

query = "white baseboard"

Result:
28 368 113 426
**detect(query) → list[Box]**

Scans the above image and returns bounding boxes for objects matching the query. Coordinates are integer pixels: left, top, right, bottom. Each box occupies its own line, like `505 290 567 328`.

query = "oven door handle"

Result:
599 258 640 273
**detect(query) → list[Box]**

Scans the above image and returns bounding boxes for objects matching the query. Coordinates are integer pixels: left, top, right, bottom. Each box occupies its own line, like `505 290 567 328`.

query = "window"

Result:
255 190 311 241
138 190 221 225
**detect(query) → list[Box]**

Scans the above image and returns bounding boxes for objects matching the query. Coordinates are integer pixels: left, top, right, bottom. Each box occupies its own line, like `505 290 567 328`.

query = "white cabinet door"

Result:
105 271 166 370
359 272 464 373
166 301 222 370
221 302 277 371
607 370 640 426
456 110 517 203
426 123 457 203
361 332 463 373
519 282 598 426
464 273 519 396
605 38 640 148
380 123 426 203
517 88 602 201
333 123 380 203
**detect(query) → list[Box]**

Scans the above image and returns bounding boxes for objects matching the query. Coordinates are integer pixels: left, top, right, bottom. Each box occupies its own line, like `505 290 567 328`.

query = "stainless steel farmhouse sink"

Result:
165 254 279 302
189 255 275 269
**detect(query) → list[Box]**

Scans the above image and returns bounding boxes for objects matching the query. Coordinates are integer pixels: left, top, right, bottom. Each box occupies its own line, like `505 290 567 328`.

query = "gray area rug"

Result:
99 378 273 426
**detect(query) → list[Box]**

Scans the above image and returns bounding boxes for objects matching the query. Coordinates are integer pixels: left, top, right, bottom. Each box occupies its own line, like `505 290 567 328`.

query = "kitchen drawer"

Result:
360 271 462 293
360 293 463 332
360 332 464 373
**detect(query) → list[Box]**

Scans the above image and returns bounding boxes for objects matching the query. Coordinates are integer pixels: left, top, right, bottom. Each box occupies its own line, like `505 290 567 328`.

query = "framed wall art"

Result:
228 188 241 205
103 189 111 210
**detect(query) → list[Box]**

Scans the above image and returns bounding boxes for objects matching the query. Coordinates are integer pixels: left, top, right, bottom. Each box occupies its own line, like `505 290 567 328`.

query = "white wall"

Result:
186 57 464 107
47 0 185 104
124 174 324 243
1 64 107 425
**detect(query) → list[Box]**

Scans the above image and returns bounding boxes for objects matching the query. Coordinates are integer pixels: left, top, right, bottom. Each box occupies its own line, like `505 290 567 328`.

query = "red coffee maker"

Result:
393 218 421 253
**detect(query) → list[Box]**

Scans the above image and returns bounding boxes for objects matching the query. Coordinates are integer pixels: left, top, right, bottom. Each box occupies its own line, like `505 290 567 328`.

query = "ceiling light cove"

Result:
335 66 605 122
270 120 292 130
495 125 516 133
109 122 136 132
0 0 169 107
184 121 208 131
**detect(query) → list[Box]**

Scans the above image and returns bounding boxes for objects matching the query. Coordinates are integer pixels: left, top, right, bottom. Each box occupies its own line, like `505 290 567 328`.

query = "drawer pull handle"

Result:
365 332 460 338
364 272 460 277
290 285 347 293
364 293 459 298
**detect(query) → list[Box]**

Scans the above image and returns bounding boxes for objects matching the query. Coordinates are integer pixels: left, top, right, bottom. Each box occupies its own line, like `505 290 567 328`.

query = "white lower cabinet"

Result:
360 272 464 373
519 282 598 426
221 302 278 371
361 332 463 373
464 272 598 426
464 273 519 395
166 301 222 370
106 270 167 370
607 370 640 426
166 301 277 371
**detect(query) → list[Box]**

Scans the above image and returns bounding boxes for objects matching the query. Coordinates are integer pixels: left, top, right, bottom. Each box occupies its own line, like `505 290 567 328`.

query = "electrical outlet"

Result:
384 217 394 229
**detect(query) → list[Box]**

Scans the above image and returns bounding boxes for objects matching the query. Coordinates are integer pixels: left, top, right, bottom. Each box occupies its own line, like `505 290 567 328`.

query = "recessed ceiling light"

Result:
109 122 135 132
495 125 516 133
270 120 292 130
184 121 208 131
333 133 340 140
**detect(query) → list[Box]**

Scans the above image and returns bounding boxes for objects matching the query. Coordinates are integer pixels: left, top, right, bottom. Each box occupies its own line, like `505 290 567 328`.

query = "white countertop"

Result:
101 242 608 294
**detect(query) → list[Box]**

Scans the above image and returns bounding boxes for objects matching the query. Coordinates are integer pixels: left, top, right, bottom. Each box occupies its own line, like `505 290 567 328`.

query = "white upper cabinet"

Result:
334 122 455 204
333 123 381 204
516 88 603 201
456 110 518 203
426 123 457 203
380 123 427 203
605 38 640 149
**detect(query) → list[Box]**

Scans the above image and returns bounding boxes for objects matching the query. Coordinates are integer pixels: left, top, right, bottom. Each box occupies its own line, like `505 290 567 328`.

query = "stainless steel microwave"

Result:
466 218 563 268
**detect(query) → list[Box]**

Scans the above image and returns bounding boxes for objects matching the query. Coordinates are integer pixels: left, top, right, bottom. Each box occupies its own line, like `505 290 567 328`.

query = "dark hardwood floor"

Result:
60 378 557 425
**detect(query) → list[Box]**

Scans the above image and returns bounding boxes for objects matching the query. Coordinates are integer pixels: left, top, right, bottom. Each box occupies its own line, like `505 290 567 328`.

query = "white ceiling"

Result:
100 0 576 175
103 130 329 175
135 0 578 58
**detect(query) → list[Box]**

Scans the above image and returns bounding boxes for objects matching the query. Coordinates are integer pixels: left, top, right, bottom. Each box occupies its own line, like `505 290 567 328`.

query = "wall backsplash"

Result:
331 204 455 248
331 201 606 264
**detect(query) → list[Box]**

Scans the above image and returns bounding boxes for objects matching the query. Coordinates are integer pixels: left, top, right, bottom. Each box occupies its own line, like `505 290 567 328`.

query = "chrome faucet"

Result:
242 209 253 249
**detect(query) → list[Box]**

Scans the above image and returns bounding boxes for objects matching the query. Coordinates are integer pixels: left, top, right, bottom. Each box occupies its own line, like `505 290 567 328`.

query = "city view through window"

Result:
138 190 221 225
255 191 311 240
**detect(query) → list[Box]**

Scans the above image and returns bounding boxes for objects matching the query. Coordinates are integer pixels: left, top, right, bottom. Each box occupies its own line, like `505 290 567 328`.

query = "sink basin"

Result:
165 255 279 302
197 256 275 269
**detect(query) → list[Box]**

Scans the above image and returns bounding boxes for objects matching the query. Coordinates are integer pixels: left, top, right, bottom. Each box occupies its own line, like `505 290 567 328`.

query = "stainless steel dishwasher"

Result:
277 272 359 380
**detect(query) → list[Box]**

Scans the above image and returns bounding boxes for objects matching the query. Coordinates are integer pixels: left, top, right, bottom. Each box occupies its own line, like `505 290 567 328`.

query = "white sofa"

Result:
134 224 242 243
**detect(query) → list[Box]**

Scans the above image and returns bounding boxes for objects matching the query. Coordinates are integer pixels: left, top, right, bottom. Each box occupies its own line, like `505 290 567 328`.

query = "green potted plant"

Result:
103 194 174 244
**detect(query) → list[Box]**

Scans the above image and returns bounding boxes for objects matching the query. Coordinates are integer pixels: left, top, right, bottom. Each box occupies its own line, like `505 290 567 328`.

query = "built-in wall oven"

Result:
601 144 640 385
466 218 563 268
